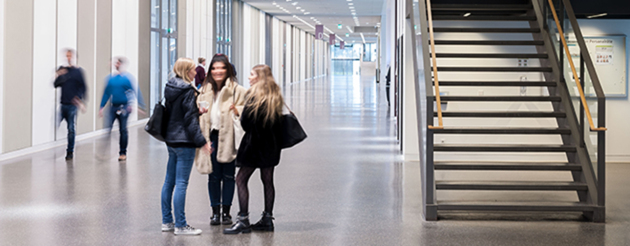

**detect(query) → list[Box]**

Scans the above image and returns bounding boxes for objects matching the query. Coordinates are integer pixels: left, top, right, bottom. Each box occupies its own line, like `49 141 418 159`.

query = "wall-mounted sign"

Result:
340 41 345 49
315 25 324 40
329 34 336 45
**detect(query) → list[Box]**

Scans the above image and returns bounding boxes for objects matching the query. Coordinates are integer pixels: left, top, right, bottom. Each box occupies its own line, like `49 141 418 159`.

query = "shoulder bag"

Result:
145 99 168 142
280 103 307 149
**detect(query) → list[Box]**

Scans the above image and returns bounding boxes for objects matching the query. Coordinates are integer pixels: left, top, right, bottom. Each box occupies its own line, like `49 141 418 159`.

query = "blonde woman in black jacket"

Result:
161 58 211 236
224 64 284 234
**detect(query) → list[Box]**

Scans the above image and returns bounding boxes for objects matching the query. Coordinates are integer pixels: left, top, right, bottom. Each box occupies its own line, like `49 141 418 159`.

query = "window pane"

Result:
170 38 177 71
161 0 168 30
170 0 177 31
151 0 159 28
150 31 161 112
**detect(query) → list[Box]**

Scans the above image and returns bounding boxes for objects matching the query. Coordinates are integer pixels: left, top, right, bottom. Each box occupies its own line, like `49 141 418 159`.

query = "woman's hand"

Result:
199 107 208 114
202 142 213 154
229 104 239 116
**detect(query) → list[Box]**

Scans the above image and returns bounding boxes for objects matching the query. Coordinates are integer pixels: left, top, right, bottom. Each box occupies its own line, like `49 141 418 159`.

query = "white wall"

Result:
32 0 58 146
578 19 630 162
0 0 4 153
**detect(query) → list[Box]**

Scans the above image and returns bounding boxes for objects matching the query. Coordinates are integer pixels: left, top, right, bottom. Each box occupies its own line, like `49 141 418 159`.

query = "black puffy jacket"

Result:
164 77 207 148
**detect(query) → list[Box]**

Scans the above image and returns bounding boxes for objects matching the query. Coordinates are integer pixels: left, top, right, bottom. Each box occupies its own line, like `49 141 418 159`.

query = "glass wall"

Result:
150 0 178 111
216 0 232 57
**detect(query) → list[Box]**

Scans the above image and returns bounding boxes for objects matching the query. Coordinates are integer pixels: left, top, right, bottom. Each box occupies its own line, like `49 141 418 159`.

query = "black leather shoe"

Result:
65 152 73 160
210 214 221 226
251 211 274 231
222 213 232 225
223 216 251 234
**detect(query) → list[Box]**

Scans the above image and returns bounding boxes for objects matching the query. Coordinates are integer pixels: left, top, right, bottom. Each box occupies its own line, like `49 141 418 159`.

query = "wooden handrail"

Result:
426 0 444 130
547 0 606 132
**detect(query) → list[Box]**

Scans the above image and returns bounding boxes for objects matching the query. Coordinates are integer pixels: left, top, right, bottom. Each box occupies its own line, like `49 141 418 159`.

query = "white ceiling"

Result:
241 0 384 44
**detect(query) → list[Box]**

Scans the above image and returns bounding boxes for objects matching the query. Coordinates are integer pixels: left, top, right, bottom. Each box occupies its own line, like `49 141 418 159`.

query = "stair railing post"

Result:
598 99 605 207
579 55 585 147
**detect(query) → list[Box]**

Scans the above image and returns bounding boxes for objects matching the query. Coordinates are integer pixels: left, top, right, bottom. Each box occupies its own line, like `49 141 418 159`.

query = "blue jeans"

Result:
161 146 196 228
60 104 77 153
208 130 236 207
105 105 129 155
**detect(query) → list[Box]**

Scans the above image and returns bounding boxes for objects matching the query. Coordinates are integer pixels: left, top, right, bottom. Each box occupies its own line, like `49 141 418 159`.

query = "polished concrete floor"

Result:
1 74 630 246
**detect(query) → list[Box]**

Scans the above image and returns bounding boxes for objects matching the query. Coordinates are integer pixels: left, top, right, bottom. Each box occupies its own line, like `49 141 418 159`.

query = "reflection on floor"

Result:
0 75 628 245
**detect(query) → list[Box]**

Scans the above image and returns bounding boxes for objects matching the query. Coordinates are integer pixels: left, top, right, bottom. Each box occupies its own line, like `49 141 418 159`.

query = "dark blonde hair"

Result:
246 65 283 127
173 58 196 83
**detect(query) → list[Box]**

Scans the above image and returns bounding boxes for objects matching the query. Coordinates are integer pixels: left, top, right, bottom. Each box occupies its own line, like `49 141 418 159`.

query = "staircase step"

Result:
434 67 552 72
432 127 571 134
433 144 577 152
434 53 548 59
438 81 556 87
437 96 561 102
435 111 566 118
433 40 544 45
432 28 540 33
433 15 537 21
435 181 587 190
434 161 581 171
437 201 596 212
431 4 532 11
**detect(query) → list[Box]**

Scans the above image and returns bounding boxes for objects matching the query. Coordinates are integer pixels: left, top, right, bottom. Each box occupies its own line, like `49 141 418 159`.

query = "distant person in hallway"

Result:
224 64 284 234
196 53 247 227
195 57 206 87
98 57 146 162
54 48 87 161
161 58 212 236
385 66 391 106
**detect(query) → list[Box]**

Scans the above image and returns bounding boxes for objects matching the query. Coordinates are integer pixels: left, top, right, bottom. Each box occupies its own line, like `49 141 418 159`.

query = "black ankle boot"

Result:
251 211 274 231
210 206 221 225
222 205 232 225
223 214 251 234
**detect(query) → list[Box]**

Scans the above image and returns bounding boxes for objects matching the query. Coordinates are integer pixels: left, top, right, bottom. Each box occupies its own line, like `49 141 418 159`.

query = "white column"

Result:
56 0 78 141
32 0 58 146
0 0 4 153
112 0 140 121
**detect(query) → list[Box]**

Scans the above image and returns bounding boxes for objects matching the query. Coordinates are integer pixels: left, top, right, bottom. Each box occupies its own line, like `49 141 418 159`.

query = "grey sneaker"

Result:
174 225 202 235
161 223 175 232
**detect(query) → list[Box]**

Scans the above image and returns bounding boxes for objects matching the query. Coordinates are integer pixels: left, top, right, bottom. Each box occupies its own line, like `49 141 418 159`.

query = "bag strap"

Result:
283 103 295 116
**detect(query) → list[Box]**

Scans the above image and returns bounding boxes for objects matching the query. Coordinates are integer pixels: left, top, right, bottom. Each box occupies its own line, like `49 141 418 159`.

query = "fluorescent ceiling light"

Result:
360 33 366 43
300 9 305 12
349 3 354 5
463 12 471 17
349 6 354 9
304 12 310 15
292 2 298 5
586 13 607 18
346 26 353 33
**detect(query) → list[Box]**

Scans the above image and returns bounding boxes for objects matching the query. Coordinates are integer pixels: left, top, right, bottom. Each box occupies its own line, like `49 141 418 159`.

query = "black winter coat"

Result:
164 77 207 148
236 105 283 168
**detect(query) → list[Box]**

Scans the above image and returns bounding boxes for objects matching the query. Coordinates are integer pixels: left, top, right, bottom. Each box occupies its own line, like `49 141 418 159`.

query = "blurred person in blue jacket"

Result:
99 57 146 161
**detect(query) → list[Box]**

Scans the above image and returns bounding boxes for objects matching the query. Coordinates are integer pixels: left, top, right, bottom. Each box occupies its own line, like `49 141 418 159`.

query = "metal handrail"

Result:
547 0 606 132
426 0 443 130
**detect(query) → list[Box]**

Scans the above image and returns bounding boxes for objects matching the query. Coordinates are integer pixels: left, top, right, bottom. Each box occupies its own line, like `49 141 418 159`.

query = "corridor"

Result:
0 75 628 245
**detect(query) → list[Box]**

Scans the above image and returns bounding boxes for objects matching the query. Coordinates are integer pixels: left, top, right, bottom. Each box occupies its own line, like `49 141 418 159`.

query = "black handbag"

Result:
280 104 307 149
145 99 168 142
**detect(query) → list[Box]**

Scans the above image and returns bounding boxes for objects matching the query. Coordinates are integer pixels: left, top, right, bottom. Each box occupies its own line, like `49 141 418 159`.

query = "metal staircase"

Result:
410 0 606 221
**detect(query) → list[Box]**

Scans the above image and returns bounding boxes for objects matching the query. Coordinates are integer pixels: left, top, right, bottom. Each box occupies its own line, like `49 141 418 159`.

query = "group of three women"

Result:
160 54 284 235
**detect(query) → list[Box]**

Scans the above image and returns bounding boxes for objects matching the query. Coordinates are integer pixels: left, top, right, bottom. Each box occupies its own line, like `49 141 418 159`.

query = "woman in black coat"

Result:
224 64 284 234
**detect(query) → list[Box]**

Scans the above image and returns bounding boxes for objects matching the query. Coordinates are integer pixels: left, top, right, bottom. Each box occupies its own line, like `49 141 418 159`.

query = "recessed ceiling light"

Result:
304 12 310 15
352 13 356 15
300 9 305 12
349 6 354 9
292 2 298 5
463 12 471 17
296 7 301 9
348 3 353 5
587 13 607 18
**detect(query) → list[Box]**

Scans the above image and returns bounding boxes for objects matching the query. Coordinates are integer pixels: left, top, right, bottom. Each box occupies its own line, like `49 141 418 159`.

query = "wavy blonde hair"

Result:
246 64 284 127
173 58 196 83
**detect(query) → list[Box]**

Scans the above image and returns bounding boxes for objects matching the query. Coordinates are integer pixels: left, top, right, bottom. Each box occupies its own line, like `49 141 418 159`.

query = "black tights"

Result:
236 166 275 216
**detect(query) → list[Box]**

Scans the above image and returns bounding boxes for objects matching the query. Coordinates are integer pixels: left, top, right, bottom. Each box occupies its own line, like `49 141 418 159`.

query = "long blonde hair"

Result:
246 65 283 127
173 58 196 83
